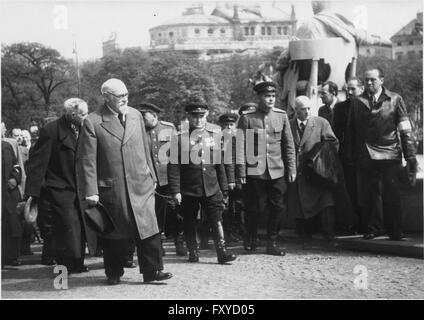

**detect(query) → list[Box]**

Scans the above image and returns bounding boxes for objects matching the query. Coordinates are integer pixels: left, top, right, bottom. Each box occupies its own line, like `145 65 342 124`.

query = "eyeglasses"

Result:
106 91 128 99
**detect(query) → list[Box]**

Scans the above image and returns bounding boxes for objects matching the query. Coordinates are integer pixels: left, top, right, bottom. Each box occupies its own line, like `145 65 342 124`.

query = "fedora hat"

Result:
24 196 38 224
84 202 115 235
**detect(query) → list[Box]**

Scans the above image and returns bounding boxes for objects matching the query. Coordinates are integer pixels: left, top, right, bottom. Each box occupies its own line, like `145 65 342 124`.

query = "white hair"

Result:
63 98 88 112
294 95 312 109
101 78 127 95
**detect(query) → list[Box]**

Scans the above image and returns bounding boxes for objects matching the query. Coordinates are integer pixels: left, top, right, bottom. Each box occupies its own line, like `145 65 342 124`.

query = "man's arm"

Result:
79 117 99 203
235 115 247 183
24 126 52 198
321 118 339 151
281 113 296 182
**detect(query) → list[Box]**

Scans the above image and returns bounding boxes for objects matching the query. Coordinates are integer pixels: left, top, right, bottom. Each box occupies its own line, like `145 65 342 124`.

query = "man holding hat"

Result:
168 98 237 264
139 102 187 257
79 78 172 284
236 80 296 255
25 98 96 272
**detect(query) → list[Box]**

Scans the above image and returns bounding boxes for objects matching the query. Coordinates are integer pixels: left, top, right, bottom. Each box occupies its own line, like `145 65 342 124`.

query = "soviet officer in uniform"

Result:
168 100 237 264
236 80 296 255
139 102 187 256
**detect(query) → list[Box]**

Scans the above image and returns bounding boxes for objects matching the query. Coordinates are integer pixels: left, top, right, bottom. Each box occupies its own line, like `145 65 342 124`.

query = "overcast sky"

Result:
1 0 422 61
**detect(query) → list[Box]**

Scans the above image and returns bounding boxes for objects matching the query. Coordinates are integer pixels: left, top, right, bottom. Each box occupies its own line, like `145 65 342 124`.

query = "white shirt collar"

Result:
373 87 383 102
297 118 307 127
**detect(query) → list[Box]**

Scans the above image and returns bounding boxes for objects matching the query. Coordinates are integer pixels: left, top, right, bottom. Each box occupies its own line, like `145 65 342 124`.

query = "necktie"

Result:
118 113 125 127
299 122 306 138
370 95 377 108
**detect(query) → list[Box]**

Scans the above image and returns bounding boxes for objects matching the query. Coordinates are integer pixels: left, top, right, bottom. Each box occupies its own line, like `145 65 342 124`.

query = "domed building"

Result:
149 3 297 59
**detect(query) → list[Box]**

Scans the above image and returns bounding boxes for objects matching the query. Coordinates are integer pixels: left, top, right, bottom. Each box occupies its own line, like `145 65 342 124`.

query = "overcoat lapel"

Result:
123 111 137 145
300 117 315 146
100 105 124 141
58 117 77 151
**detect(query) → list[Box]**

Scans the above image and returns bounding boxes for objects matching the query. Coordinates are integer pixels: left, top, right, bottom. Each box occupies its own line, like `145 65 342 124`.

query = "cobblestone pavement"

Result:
2 240 424 300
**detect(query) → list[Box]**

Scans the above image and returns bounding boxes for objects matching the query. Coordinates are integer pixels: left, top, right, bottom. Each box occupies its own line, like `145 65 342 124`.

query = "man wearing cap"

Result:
79 78 172 284
139 102 187 257
347 68 417 240
168 99 237 264
25 98 96 272
236 80 296 255
218 112 244 242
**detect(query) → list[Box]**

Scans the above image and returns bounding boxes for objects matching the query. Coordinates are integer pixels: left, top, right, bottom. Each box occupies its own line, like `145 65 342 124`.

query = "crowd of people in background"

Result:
1 66 418 286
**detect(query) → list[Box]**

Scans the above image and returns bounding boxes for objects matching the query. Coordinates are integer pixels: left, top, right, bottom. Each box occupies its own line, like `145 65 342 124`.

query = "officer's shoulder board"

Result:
160 120 175 128
272 107 286 114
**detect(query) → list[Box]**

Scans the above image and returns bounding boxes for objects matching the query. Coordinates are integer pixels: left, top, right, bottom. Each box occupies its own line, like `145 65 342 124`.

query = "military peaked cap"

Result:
138 102 162 114
219 113 239 124
185 102 209 114
253 81 277 94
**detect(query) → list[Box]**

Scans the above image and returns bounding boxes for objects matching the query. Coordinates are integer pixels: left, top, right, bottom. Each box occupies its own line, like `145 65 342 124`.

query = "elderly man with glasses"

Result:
79 78 172 285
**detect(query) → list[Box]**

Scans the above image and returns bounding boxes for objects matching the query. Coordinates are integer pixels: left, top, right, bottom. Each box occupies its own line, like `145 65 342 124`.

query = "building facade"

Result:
149 3 297 59
391 12 423 61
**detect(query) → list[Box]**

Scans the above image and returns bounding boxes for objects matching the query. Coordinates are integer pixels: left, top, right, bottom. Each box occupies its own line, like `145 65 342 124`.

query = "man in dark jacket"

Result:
348 68 417 240
139 102 187 257
2 140 23 267
25 98 96 273
168 100 236 264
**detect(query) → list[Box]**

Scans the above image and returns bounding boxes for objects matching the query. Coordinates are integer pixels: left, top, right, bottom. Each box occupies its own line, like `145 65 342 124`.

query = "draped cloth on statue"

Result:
275 10 383 116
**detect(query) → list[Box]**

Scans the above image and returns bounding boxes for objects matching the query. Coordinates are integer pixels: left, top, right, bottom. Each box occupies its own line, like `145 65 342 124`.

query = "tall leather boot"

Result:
174 231 187 256
211 221 236 264
184 220 199 262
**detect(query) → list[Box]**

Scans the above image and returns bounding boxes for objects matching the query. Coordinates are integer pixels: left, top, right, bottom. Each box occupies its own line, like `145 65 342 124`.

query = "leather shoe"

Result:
363 233 377 240
70 265 89 273
143 270 173 283
188 250 199 263
9 259 21 266
266 242 286 256
124 261 137 268
106 277 120 285
41 258 57 266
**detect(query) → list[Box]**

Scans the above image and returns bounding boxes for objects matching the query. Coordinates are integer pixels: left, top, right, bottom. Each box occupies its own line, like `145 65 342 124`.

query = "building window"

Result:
158 33 162 37
250 27 255 35
267 27 271 35
169 31 174 37
407 51 415 59
261 26 265 35
195 28 200 35
409 41 414 45
396 52 403 61
283 26 288 35
220 28 226 34
397 42 401 46
277 27 282 35
367 49 371 54
420 50 423 57
244 27 249 36
208 28 214 35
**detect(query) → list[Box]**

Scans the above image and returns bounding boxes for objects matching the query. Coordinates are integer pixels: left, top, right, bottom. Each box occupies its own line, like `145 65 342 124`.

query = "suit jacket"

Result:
25 116 97 257
3 137 26 198
236 107 296 180
288 116 338 219
79 104 158 240
168 122 228 197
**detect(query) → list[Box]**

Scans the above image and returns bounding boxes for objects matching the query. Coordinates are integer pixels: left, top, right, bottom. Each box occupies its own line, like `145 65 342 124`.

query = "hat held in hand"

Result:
84 202 115 235
24 196 38 224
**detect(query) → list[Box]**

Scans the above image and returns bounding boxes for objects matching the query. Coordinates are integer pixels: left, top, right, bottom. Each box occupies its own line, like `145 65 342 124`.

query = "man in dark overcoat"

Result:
2 140 23 267
25 98 96 272
79 78 172 285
